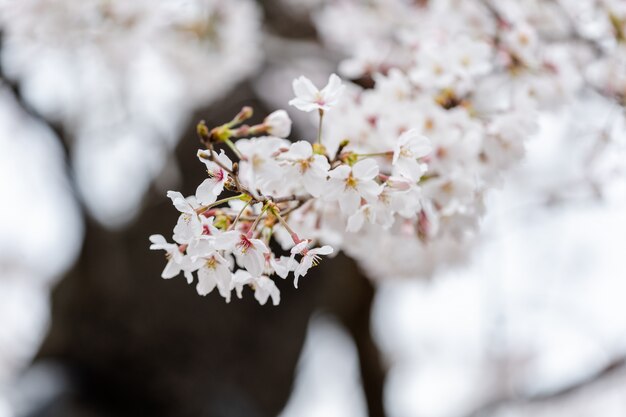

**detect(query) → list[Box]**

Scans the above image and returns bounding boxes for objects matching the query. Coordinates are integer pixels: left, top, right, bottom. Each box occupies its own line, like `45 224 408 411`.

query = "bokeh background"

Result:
1 1 625 416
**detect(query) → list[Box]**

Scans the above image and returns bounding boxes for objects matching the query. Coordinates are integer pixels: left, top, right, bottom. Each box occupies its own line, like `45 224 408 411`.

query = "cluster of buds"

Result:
150 74 437 305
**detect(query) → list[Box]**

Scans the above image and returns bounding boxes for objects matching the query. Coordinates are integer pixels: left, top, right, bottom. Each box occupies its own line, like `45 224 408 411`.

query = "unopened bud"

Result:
197 121 210 143
264 110 292 138
231 106 254 126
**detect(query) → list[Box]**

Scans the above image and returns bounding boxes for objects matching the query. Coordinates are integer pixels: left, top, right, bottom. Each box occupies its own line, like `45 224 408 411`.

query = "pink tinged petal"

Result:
254 277 280 306
312 155 330 172
173 213 202 245
293 256 314 288
149 234 167 246
396 159 423 181
197 150 218 170
186 238 215 261
272 256 294 279
323 179 346 201
167 191 193 213
392 148 401 165
214 265 233 302
302 172 326 197
291 240 309 255
339 190 361 214
398 128 419 146
288 141 313 159
250 238 270 255
328 165 351 180
320 74 345 106
292 76 319 100
149 234 174 251
357 180 384 202
243 250 265 277
214 231 240 250
196 179 219 205
162 260 182 279
232 270 253 299
410 138 432 158
215 150 233 171
288 99 319 113
196 268 217 296
352 158 379 180
346 209 366 232
312 246 333 256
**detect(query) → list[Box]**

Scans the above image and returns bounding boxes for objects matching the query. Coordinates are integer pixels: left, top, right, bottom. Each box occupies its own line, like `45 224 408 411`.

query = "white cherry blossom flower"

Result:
392 129 432 181
196 150 233 205
280 141 330 197
236 136 289 194
346 204 375 233
269 255 296 279
149 234 199 284
196 252 233 302
289 73 345 112
290 240 334 288
327 158 383 215
167 191 203 245
232 270 280 306
167 190 198 214
215 231 270 277
172 212 202 245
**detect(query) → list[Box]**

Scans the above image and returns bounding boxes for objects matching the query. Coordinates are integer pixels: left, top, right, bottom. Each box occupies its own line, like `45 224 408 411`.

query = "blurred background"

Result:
0 1 625 416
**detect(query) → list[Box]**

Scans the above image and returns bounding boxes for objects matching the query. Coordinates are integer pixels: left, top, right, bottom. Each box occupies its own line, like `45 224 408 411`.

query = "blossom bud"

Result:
264 110 292 138
231 106 254 125
197 121 210 143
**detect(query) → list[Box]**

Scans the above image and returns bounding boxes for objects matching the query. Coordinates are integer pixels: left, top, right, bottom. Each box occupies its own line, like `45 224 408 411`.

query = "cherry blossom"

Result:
289 241 334 288
392 129 433 181
196 150 233 205
289 74 345 112
196 253 233 302
327 159 383 215
279 141 330 197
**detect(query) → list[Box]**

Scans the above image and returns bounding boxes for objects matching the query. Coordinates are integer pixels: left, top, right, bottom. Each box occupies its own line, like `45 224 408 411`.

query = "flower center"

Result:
345 175 358 189
208 169 225 182
298 158 311 173
237 234 253 253
205 257 217 270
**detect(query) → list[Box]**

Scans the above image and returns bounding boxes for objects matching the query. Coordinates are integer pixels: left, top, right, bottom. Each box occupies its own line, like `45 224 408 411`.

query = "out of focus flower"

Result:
392 129 432 181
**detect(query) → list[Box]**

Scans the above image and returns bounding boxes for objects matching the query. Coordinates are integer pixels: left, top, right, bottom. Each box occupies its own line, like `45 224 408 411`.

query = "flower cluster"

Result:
151 0 626 303
301 0 626 278
150 74 439 304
